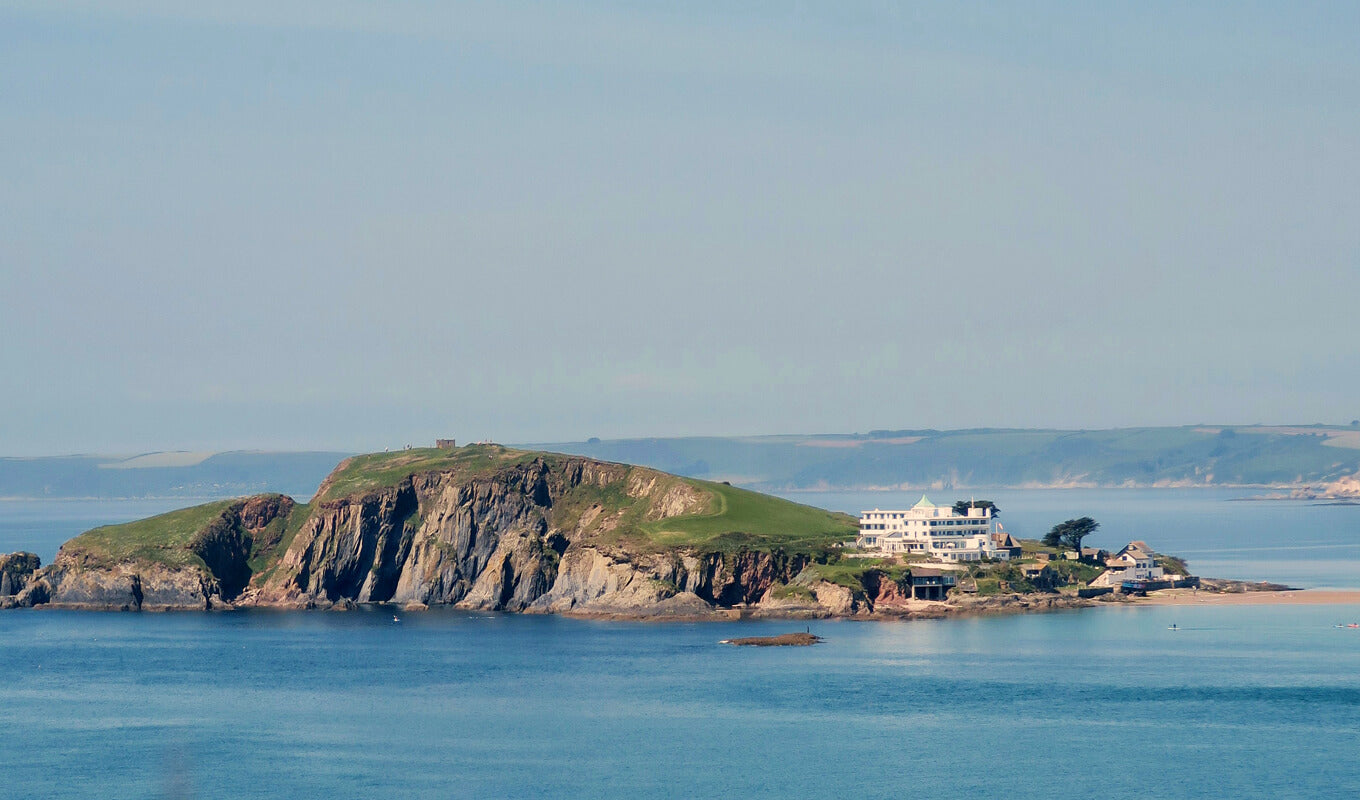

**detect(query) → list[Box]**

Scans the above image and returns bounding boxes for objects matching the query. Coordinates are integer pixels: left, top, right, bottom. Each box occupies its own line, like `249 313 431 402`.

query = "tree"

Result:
1042 517 1100 553
952 499 1000 518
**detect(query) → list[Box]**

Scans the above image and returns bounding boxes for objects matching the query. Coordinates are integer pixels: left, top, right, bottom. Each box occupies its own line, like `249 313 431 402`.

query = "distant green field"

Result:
0 451 348 500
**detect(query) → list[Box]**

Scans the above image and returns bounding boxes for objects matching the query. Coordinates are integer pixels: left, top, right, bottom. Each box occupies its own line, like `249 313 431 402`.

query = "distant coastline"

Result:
0 483 1328 503
780 482 1314 493
8 425 1360 499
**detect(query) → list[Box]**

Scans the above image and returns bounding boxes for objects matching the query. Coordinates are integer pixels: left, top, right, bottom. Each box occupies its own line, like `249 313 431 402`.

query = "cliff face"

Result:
247 456 819 616
32 562 220 611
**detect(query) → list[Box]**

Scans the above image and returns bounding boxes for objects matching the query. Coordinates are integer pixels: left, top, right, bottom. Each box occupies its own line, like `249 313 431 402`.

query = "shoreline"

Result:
1131 588 1360 607
11 588 1360 617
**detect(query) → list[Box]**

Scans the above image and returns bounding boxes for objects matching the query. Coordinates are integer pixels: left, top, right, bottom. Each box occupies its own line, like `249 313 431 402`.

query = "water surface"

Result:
2 607 1359 799
3 494 1360 798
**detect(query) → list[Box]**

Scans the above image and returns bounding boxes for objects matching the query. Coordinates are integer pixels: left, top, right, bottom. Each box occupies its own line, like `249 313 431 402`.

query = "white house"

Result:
855 496 1007 562
1090 541 1165 587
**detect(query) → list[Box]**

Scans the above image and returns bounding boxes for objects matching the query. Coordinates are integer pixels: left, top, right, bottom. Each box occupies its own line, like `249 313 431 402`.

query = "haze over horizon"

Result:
3 2 1358 456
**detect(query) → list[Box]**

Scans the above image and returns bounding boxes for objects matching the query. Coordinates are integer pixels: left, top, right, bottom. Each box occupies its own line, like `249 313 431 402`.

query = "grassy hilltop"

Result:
318 445 858 551
62 496 312 575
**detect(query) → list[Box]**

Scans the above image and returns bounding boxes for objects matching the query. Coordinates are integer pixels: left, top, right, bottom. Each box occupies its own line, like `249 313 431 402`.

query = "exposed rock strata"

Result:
246 457 817 617
33 562 223 611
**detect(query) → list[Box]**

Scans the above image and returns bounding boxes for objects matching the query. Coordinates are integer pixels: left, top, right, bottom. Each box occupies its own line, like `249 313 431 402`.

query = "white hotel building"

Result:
855 496 1007 562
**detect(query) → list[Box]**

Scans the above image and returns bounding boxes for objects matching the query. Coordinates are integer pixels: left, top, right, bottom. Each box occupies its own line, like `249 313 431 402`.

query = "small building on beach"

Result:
906 568 956 601
1090 542 1166 588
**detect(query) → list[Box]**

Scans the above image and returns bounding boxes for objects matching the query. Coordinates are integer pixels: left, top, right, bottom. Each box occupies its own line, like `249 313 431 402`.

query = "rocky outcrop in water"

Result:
32 562 224 611
0 552 41 609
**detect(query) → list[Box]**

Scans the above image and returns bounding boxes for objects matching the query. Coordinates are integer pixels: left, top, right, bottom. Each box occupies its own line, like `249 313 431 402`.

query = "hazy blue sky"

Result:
2 1 1358 455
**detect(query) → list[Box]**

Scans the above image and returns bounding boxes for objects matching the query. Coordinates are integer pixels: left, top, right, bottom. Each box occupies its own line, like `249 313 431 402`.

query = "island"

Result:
0 444 1340 618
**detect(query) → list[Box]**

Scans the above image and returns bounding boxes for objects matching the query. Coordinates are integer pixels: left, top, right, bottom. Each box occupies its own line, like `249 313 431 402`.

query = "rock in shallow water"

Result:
722 632 823 647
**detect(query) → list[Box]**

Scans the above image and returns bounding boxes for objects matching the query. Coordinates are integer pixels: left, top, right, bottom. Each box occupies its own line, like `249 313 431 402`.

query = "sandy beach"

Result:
1136 588 1360 607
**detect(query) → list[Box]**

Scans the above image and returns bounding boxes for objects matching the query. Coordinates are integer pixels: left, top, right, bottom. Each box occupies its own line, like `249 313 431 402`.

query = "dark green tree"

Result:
1042 517 1100 553
952 500 1000 518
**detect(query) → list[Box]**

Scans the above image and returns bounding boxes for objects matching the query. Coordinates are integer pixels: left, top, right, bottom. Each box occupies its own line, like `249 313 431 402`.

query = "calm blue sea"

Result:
2 494 1359 799
2 608 1359 799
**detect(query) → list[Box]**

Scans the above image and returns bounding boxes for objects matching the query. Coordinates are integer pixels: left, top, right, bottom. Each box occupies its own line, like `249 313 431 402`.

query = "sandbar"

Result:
1135 588 1360 606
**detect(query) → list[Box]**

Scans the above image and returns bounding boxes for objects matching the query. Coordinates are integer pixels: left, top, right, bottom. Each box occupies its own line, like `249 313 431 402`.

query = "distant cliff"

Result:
7 425 1358 500
0 451 350 500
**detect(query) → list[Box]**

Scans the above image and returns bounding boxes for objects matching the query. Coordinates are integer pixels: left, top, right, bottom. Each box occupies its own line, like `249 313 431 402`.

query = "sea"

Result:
2 490 1358 799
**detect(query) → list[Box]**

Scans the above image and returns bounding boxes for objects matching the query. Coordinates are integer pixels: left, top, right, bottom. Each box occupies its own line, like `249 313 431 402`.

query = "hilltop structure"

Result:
855 496 1008 561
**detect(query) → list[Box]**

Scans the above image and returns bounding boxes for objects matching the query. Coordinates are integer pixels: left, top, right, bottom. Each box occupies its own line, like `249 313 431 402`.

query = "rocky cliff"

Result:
247 455 827 617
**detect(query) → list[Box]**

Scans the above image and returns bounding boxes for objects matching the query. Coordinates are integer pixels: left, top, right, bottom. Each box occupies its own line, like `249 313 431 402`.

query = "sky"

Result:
2 1 1358 455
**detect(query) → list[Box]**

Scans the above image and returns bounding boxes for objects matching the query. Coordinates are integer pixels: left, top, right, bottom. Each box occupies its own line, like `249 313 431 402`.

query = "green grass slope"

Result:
641 480 857 552
64 499 242 569
62 496 308 577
